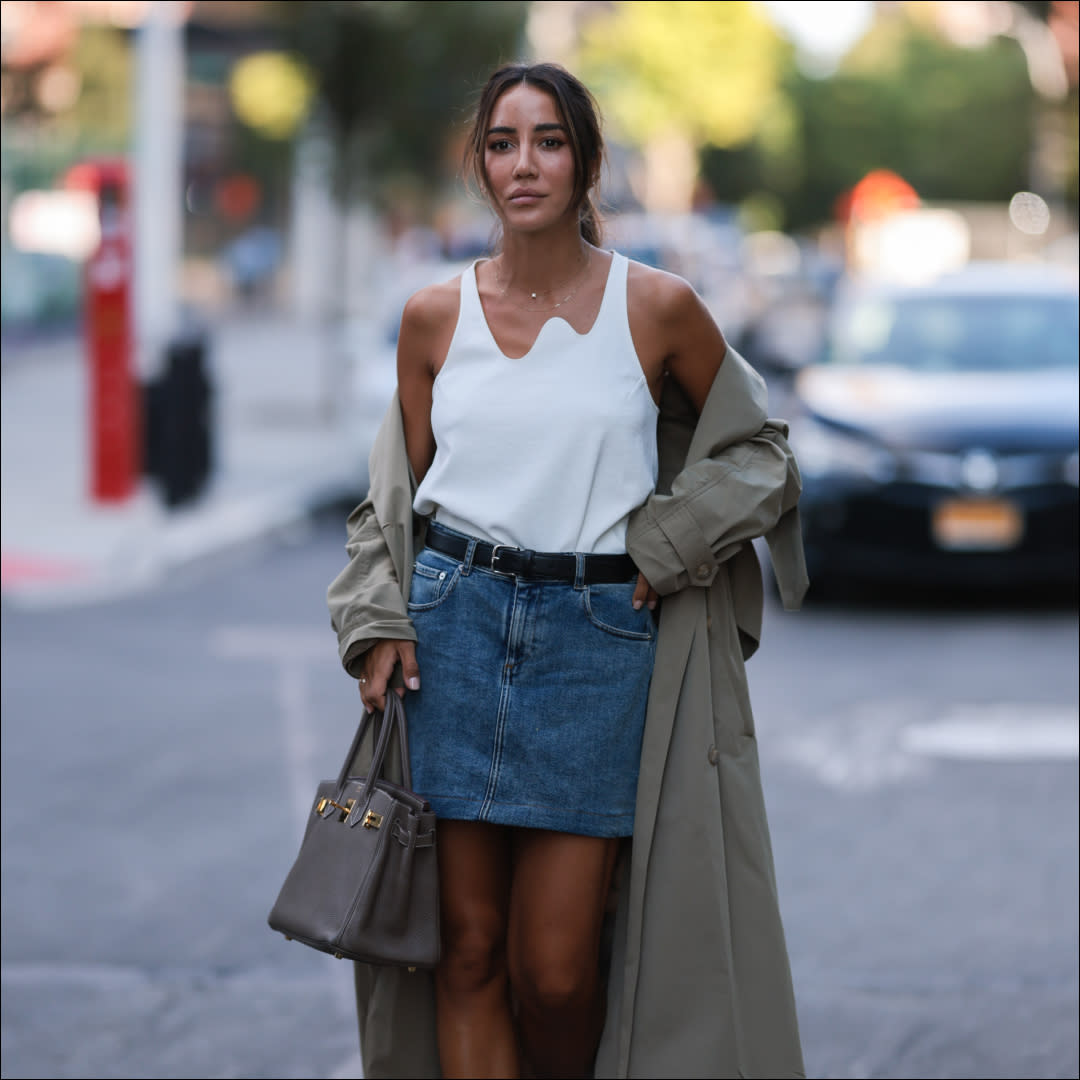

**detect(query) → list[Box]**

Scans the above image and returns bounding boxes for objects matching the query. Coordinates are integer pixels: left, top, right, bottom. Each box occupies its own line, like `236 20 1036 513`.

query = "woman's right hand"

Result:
358 639 420 713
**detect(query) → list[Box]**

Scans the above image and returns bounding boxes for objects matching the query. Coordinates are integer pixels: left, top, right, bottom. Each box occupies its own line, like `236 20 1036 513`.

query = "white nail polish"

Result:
407 677 420 691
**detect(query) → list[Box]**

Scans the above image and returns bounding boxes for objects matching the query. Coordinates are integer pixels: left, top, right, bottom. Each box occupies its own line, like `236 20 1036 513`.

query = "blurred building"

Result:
1 1 291 333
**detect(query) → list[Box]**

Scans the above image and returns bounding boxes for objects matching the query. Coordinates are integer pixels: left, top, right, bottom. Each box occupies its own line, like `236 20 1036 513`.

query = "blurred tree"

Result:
275 0 527 418
572 0 789 213
701 6 1045 233
55 25 133 152
0 22 132 181
281 0 528 214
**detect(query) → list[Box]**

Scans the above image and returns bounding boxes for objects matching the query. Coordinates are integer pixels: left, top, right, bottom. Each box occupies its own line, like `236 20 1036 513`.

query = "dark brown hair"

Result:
464 62 604 247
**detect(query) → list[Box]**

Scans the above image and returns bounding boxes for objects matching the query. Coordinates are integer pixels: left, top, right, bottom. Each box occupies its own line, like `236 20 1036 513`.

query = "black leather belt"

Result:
424 528 637 585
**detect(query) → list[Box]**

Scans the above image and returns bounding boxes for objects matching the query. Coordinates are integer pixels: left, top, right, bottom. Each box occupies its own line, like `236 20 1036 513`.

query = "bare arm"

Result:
395 279 460 485
627 262 727 413
626 264 728 609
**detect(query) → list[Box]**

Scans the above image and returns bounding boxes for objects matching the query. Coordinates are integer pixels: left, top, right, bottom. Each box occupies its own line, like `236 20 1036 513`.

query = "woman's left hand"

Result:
632 572 658 611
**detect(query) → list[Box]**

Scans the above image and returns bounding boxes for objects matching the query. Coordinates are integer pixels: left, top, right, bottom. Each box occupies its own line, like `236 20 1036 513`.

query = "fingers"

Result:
396 640 421 693
358 640 422 712
632 572 658 611
357 669 382 714
357 651 391 714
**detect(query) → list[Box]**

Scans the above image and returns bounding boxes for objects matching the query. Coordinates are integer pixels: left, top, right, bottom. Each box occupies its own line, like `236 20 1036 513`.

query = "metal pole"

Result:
133 0 184 380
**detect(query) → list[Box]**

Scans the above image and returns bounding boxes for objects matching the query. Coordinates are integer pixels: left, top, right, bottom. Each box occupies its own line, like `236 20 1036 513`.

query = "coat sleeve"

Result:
326 498 417 678
326 393 420 679
625 418 804 600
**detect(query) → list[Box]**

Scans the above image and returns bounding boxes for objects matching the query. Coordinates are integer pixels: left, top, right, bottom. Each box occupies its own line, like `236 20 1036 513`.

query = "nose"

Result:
513 143 537 178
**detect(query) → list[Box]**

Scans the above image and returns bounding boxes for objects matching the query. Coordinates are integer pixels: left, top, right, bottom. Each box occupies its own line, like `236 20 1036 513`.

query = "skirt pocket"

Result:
581 582 656 641
407 549 463 612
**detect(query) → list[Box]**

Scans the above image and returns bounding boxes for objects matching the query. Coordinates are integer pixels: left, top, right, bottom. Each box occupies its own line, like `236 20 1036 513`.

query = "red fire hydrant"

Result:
78 159 140 502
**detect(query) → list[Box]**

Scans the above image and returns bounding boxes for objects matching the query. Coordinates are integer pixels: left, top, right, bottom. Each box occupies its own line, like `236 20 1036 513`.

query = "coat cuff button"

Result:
696 563 712 580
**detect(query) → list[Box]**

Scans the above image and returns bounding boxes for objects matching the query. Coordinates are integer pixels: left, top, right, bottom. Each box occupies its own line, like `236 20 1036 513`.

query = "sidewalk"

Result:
1 308 394 609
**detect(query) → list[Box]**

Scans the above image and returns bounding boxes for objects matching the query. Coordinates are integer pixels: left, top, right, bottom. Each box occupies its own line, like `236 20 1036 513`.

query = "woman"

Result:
328 62 808 1079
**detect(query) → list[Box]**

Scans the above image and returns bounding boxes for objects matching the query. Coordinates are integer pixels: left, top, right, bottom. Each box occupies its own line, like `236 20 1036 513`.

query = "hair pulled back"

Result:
464 62 604 247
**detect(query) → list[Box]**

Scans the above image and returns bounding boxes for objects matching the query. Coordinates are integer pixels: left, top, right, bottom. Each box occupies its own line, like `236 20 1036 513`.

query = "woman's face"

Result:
483 83 579 234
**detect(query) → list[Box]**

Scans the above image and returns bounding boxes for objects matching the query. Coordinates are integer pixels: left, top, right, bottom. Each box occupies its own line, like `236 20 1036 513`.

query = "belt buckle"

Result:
488 544 514 576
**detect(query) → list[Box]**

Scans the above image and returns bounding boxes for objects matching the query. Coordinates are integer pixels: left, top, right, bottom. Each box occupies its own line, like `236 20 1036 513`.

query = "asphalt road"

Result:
2 511 1077 1080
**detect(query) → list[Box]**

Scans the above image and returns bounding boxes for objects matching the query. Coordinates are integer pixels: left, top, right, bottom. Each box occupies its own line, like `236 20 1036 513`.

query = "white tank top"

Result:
413 251 659 554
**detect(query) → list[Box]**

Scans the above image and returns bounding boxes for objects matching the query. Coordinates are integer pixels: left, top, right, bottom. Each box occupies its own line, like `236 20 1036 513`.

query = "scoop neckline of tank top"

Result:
472 249 618 362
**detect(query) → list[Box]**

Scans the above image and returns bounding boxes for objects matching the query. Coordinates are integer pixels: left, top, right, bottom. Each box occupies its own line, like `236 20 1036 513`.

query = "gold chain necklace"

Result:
493 250 591 313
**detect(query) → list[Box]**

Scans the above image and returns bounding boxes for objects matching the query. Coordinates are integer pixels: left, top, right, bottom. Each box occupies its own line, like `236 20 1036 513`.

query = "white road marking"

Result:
775 700 1079 788
210 623 361 1067
773 700 932 791
211 625 333 823
902 703 1079 761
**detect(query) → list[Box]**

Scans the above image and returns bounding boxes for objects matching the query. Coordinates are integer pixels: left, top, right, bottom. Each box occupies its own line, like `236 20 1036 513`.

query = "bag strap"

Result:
387 691 414 791
334 686 414 797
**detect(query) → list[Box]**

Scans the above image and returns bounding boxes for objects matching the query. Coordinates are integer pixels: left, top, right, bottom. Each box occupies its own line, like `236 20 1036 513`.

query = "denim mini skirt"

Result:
404 523 657 838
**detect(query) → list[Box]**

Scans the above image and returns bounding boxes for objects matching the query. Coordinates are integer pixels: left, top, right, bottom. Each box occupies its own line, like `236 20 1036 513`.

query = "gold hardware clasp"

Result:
316 797 356 821
363 810 383 829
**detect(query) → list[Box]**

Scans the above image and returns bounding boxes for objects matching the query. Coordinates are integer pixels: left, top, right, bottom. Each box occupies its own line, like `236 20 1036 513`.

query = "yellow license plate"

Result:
932 499 1024 551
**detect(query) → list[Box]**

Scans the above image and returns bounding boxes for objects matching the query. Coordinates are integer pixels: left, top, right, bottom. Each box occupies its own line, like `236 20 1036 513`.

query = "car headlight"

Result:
791 417 897 483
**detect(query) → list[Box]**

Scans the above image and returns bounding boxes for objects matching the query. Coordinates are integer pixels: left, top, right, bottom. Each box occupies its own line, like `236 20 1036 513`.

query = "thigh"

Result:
438 820 513 953
507 830 619 974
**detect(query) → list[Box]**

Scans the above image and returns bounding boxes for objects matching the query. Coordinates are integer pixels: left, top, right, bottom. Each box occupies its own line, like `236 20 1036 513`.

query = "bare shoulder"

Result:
399 274 462 340
397 274 463 382
626 259 702 323
625 257 725 408
626 257 717 328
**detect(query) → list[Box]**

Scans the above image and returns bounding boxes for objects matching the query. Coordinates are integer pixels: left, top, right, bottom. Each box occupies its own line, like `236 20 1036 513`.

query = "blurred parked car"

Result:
781 261 1079 593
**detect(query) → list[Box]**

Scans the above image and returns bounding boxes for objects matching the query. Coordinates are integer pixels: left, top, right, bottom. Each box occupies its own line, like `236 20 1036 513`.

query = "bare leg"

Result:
435 819 519 1079
507 829 619 1079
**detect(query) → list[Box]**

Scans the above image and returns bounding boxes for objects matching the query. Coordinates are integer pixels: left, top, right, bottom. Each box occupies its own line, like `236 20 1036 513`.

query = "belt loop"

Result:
573 552 586 591
462 536 477 575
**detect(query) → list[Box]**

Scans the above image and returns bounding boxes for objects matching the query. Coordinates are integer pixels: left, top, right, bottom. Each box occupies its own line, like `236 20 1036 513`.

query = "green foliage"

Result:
701 14 1040 231
64 25 133 150
282 0 529 208
574 0 788 149
0 23 132 177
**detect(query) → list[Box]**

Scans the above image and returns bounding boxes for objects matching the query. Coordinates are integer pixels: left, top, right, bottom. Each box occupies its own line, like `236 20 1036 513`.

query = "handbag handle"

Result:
333 688 413 800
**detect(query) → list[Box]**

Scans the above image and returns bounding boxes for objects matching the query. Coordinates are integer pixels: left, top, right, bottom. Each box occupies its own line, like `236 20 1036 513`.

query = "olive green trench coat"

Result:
326 347 809 1079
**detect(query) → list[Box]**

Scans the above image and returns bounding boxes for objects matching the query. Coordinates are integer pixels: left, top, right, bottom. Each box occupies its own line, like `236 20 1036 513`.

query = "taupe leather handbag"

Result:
268 692 440 968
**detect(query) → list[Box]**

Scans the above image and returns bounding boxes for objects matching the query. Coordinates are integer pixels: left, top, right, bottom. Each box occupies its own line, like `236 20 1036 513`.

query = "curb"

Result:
1 476 367 612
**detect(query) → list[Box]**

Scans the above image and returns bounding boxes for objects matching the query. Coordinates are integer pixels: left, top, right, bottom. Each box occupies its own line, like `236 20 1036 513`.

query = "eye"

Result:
488 139 512 152
541 137 565 149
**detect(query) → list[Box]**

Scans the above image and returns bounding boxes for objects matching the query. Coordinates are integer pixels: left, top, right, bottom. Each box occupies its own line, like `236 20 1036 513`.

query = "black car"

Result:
779 261 1079 592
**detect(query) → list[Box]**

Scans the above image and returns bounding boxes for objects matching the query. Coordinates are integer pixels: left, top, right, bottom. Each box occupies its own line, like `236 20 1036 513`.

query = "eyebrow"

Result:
487 122 568 136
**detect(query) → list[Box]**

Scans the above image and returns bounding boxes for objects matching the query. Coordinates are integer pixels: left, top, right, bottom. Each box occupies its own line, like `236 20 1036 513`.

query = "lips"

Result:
509 189 543 203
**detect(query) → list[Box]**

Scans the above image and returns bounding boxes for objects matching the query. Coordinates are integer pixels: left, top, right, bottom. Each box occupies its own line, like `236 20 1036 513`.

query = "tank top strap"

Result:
593 250 636 362
442 260 488 358
605 251 629 317
592 251 630 339
459 260 483 321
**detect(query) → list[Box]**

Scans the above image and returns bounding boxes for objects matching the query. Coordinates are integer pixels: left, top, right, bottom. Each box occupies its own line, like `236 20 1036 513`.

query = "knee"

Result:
511 949 595 1016
438 920 507 995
